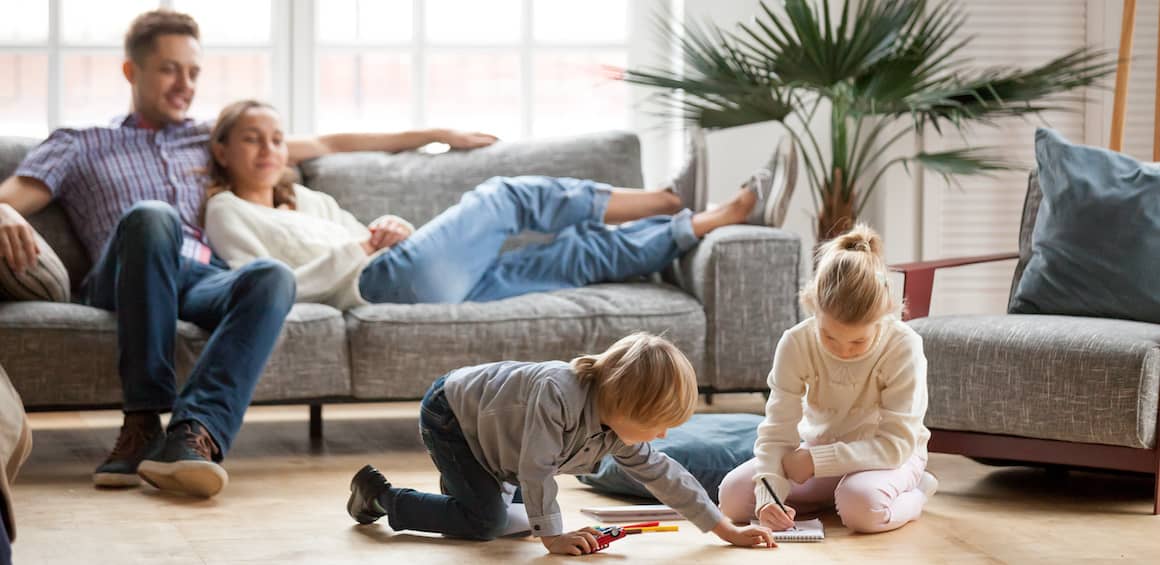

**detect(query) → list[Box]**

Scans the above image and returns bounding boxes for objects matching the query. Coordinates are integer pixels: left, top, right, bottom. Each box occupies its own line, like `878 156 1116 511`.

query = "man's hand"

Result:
757 502 797 532
437 129 499 150
364 215 413 253
541 527 603 555
782 448 815 484
712 519 777 548
0 203 39 273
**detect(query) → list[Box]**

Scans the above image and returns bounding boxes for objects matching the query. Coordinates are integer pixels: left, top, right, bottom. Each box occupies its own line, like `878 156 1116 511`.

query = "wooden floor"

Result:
9 395 1160 564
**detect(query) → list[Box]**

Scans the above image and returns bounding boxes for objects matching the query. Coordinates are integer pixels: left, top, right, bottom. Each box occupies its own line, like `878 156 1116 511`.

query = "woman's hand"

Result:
365 216 413 253
757 502 797 532
541 527 603 555
712 519 776 548
782 448 815 484
438 129 499 150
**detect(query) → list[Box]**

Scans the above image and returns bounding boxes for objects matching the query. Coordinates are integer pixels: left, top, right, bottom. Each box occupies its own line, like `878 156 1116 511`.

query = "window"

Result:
0 0 643 145
314 0 632 140
0 0 275 135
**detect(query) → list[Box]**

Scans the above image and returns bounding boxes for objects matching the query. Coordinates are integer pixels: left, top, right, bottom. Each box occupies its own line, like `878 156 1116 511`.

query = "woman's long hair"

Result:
201 99 298 224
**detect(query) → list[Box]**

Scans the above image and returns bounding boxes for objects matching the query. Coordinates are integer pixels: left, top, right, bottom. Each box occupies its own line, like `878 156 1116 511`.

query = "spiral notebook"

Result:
751 518 825 542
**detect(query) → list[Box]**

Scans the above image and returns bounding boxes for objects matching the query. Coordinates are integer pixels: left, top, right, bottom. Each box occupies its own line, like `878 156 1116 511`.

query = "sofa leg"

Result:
1153 466 1159 516
703 393 714 406
1154 479 1159 516
310 404 323 445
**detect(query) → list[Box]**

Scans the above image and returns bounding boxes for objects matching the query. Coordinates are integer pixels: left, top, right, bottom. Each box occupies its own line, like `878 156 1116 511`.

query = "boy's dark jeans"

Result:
385 376 510 540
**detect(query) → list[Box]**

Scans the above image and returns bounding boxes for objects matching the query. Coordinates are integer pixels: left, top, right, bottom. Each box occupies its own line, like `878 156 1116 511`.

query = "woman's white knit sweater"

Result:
204 184 410 310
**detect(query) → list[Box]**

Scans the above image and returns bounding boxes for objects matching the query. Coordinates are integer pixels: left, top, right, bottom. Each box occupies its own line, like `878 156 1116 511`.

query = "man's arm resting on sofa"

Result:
0 176 53 272
287 129 499 165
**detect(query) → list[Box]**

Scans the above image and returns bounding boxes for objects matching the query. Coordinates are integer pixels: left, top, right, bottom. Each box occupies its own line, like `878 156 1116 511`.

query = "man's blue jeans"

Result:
358 176 699 304
82 201 296 457
382 376 510 540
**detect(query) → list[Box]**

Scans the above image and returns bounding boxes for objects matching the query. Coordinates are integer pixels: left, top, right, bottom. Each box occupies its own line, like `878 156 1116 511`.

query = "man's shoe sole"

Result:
92 472 142 488
138 459 228 498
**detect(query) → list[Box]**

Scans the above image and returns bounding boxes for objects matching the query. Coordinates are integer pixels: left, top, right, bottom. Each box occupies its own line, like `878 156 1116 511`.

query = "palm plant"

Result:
619 0 1116 241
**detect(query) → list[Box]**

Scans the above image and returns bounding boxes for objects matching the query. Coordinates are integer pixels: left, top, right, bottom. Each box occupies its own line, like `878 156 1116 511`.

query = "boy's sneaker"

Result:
348 464 392 525
919 471 939 499
93 411 165 488
137 420 228 498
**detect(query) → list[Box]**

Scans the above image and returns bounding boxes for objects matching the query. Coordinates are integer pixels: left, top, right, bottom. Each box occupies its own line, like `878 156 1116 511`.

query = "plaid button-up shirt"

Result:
15 114 214 264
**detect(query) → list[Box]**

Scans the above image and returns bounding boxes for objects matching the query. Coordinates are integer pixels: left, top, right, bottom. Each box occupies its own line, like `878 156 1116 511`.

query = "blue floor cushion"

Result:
576 413 762 503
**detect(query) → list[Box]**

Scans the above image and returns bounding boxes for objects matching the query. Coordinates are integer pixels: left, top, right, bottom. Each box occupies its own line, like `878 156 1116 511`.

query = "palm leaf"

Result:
911 148 1015 176
617 0 1117 224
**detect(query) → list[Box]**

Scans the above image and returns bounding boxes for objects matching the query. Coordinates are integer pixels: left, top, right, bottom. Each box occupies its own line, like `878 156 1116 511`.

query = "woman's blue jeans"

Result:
357 176 698 304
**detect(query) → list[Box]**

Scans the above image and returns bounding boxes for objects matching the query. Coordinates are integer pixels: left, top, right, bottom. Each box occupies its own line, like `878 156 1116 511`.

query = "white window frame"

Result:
0 0 290 132
306 0 657 139
1 0 679 183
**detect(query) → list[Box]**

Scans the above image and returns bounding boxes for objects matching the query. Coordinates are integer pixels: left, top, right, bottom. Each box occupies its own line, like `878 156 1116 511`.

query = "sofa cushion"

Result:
1008 170 1043 309
1010 128 1160 323
298 131 644 227
0 302 350 406
345 282 706 399
0 302 123 405
176 303 351 401
910 314 1160 449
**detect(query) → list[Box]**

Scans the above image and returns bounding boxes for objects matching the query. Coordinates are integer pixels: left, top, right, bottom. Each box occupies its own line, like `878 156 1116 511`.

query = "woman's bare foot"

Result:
690 187 757 237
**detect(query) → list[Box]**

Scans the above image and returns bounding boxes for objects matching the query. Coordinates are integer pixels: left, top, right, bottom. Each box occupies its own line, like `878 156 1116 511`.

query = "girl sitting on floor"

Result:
718 225 938 534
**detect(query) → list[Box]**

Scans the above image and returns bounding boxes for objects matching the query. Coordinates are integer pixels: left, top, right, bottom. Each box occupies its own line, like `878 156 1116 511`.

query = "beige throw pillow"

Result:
0 231 70 302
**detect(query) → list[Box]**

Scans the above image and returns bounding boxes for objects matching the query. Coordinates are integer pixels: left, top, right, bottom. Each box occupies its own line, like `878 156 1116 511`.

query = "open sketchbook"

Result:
579 504 684 522
751 518 825 542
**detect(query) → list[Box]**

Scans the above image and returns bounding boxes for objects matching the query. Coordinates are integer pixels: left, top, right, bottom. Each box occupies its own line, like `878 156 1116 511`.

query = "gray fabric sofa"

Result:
0 131 801 428
892 171 1160 513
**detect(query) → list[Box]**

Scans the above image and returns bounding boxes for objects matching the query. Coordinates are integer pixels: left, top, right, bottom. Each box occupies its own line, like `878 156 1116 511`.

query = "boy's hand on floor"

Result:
712 520 777 548
542 527 603 555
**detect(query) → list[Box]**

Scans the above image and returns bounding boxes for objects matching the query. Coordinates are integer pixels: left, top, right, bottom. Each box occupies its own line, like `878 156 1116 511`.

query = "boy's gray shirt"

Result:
442 360 723 537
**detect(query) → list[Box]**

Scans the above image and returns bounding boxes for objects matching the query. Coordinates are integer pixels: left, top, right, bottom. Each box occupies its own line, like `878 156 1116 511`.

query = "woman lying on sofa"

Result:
202 99 774 309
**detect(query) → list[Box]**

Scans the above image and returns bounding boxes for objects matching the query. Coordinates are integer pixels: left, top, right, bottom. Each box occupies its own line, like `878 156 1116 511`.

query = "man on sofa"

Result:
0 9 496 498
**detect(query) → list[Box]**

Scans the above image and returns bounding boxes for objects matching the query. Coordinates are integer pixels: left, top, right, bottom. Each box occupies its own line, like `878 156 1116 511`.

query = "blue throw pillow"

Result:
1010 128 1160 323
575 413 761 503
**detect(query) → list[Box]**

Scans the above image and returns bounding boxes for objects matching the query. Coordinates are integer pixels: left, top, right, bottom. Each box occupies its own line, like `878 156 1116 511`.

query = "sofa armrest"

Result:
664 225 802 391
889 253 1018 321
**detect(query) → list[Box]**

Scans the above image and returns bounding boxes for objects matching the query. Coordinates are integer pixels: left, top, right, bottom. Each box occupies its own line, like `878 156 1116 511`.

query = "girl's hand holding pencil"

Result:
757 501 798 531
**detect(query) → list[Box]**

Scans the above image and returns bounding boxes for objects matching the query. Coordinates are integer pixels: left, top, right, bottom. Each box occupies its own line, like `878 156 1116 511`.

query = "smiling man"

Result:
0 9 496 498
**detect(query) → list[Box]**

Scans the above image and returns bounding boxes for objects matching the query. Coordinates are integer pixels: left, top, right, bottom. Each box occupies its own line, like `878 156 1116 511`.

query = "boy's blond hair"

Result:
800 223 901 324
571 332 698 428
